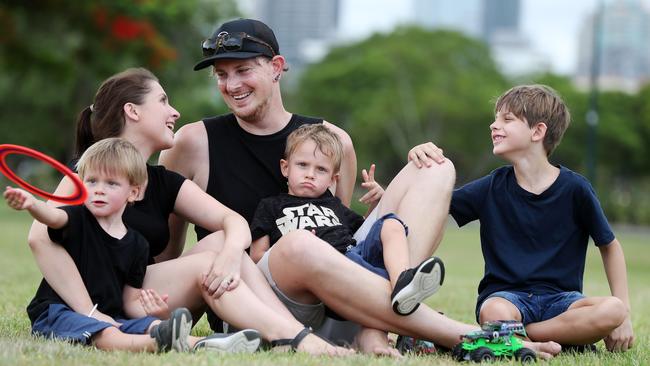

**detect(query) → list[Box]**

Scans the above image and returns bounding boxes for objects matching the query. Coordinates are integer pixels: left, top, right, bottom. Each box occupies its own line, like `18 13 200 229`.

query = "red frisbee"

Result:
0 144 87 205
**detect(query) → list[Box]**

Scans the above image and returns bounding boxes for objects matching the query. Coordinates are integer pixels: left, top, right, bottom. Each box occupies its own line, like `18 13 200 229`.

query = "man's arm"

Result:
250 235 271 263
599 238 634 351
324 121 356 207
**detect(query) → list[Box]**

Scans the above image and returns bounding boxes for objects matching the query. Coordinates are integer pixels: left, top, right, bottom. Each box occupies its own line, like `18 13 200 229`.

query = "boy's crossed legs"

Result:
479 291 627 347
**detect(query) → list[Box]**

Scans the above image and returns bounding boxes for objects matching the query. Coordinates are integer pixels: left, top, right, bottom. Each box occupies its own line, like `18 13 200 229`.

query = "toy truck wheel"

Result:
470 347 495 362
515 347 536 363
452 343 469 361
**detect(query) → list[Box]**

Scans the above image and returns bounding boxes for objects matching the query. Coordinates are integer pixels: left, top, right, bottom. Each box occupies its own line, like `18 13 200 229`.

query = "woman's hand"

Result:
202 246 243 299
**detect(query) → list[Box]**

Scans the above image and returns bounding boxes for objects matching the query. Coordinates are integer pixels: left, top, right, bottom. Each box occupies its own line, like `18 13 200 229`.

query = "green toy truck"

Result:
453 320 536 363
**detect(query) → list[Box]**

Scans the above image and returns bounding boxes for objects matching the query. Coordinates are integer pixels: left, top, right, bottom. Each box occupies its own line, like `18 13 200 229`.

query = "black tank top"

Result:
196 113 322 240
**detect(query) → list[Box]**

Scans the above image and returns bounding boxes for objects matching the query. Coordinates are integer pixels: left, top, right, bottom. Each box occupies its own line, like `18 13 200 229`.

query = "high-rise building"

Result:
253 0 340 69
411 0 549 76
575 0 650 92
413 0 482 37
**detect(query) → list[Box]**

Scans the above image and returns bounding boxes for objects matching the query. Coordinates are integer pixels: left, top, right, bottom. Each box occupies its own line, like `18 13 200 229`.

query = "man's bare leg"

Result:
377 160 455 265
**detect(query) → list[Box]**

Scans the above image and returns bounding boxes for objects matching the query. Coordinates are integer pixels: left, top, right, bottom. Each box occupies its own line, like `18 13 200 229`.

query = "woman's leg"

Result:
133 252 350 355
181 230 299 319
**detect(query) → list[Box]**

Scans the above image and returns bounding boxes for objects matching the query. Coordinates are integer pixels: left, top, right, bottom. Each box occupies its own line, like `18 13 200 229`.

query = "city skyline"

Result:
338 0 650 75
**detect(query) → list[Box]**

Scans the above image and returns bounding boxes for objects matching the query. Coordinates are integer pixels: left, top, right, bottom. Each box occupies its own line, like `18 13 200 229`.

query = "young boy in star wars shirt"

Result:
250 124 444 316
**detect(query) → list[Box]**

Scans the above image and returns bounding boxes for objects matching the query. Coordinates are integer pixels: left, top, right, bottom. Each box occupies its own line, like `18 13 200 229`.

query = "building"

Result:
412 0 549 76
575 0 650 92
252 0 340 70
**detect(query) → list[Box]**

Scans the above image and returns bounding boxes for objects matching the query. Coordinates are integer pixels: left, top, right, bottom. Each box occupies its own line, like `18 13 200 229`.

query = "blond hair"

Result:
285 124 343 172
495 84 571 156
76 138 147 186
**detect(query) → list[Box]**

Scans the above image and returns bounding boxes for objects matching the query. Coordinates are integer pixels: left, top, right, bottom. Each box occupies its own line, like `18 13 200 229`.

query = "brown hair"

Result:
76 138 147 186
495 84 571 156
74 68 159 158
285 124 343 172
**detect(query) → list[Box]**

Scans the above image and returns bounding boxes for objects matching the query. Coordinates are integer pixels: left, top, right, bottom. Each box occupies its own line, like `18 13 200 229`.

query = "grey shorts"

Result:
256 208 379 331
257 247 326 329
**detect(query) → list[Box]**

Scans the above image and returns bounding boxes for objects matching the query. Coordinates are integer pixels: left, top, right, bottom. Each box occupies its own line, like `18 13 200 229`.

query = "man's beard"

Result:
232 97 270 123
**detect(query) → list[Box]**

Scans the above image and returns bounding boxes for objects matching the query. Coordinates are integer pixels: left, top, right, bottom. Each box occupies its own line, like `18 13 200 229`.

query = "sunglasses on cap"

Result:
202 31 276 57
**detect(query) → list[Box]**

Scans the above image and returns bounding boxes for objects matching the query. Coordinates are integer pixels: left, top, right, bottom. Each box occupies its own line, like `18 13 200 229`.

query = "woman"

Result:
27 68 349 356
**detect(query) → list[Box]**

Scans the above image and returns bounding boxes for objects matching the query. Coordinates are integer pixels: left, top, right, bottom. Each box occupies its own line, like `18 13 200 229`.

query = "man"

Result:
160 18 560 358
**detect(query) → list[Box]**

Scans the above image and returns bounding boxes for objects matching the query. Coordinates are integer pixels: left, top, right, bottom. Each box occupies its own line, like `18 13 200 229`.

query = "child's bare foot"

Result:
354 327 403 358
523 340 562 360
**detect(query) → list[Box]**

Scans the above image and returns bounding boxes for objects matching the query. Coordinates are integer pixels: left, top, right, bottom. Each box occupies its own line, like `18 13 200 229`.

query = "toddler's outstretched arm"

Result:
4 187 68 229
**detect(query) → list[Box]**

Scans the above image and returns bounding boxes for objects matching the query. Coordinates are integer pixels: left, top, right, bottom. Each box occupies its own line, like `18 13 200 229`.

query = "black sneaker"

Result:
150 307 193 352
391 257 445 315
193 329 262 353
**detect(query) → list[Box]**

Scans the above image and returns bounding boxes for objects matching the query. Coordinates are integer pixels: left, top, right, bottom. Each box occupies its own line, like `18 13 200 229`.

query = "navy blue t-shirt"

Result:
450 165 614 307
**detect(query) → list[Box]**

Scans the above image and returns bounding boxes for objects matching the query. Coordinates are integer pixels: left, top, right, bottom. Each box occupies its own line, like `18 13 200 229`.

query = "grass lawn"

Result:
0 203 648 365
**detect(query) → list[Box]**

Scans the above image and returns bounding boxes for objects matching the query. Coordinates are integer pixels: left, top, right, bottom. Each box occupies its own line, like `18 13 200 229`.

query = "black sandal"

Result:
271 327 314 352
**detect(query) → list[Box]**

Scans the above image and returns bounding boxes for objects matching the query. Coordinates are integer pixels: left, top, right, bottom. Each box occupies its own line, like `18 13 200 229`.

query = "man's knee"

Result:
407 159 456 189
273 229 322 263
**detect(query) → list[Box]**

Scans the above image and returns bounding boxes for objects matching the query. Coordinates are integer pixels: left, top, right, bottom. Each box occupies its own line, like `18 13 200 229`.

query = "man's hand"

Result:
604 315 634 352
139 289 170 319
407 142 446 168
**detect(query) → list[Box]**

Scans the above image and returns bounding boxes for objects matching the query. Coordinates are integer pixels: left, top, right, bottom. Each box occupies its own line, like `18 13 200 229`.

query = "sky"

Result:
338 0 650 75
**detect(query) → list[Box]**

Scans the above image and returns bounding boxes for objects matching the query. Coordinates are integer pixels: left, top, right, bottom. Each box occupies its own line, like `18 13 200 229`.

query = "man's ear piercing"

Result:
274 74 281 81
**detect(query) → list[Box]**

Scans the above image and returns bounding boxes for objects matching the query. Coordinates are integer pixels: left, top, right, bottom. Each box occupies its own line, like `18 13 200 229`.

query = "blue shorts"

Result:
476 291 585 325
344 213 408 280
32 303 158 345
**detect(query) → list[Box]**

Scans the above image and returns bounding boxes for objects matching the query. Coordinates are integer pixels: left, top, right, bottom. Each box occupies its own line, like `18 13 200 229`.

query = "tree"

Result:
291 26 508 183
0 0 236 160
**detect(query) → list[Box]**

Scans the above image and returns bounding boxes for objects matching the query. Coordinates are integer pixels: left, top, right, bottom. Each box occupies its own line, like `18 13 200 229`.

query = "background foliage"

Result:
1 3 649 223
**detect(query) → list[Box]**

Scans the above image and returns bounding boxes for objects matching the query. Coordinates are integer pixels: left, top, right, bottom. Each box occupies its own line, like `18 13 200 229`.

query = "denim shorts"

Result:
32 303 158 344
344 213 408 280
476 290 585 325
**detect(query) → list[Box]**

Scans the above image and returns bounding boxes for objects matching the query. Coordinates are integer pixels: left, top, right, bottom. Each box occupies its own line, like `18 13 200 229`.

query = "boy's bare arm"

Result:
4 187 68 228
250 236 271 263
599 238 635 351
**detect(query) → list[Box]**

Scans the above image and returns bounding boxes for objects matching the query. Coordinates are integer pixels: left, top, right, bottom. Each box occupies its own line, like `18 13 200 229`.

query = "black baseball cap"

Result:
193 18 280 71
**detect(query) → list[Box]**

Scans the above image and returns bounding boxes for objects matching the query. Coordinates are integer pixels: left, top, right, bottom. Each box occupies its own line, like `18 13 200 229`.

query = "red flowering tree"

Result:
0 0 237 158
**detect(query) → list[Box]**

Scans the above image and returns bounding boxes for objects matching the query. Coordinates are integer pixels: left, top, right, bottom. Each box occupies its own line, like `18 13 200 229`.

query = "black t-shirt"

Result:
450 165 615 305
123 165 185 263
26 205 149 323
196 113 322 240
250 191 365 253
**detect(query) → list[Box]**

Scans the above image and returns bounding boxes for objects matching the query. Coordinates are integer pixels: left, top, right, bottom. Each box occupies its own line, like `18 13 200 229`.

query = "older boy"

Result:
410 84 634 352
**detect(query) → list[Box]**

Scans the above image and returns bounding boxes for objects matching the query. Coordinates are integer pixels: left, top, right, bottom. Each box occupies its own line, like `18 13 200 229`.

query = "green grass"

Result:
0 203 648 365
